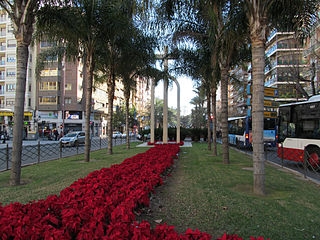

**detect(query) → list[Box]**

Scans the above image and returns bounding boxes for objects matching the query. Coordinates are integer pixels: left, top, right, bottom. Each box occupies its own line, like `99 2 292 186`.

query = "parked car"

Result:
59 131 85 147
112 131 122 138
137 134 142 140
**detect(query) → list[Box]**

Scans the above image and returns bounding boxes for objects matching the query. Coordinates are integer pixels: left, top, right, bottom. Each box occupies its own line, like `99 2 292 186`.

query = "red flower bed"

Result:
0 144 268 240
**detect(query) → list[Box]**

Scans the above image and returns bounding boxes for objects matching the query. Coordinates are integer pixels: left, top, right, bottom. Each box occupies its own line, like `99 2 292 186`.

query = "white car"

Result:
112 131 122 138
59 131 85 147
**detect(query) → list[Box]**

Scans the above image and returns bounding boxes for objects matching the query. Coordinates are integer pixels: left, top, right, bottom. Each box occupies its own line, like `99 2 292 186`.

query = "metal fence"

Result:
0 137 137 172
227 141 320 182
265 144 320 181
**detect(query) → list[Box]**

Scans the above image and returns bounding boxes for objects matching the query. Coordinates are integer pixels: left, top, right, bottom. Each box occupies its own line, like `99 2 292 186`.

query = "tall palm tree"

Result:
174 47 213 149
208 0 248 164
117 30 158 149
244 0 319 195
37 0 131 160
0 0 39 186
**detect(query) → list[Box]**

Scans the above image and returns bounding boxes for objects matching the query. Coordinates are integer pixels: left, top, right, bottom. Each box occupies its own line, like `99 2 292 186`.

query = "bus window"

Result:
287 123 296 138
264 118 276 130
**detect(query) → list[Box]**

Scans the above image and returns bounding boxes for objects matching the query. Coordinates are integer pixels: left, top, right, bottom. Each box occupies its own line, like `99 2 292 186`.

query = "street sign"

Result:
247 84 278 98
248 99 279 107
264 87 278 98
264 111 277 118
264 100 279 108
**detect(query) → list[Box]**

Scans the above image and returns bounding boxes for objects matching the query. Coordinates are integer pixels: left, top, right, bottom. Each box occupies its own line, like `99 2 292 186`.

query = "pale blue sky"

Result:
155 76 195 116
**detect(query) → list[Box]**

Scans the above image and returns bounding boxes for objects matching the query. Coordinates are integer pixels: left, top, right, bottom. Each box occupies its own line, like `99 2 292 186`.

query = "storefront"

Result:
37 111 59 138
64 111 83 134
0 111 33 138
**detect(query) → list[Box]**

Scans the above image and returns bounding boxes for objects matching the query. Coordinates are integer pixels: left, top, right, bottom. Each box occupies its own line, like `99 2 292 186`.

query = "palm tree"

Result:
244 0 319 195
173 47 213 149
117 30 158 149
0 0 39 186
37 0 131 160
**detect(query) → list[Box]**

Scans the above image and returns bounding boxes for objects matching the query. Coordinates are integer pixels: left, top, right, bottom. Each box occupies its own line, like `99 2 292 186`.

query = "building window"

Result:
65 97 72 104
7 55 15 62
6 69 16 77
7 24 14 33
6 84 15 91
39 81 57 90
40 69 58 77
39 96 57 105
65 83 72 90
6 99 14 106
7 39 16 48
0 28 5 36
40 41 55 48
45 55 58 62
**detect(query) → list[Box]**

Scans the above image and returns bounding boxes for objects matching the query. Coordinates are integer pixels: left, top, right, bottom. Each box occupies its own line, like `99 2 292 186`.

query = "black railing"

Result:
0 137 138 172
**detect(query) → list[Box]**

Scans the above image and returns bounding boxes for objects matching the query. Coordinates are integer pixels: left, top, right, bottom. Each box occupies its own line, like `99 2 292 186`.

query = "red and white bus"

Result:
277 95 320 167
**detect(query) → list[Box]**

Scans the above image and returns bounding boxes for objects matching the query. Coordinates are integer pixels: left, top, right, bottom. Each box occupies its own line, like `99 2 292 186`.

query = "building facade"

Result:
0 8 36 138
265 31 308 103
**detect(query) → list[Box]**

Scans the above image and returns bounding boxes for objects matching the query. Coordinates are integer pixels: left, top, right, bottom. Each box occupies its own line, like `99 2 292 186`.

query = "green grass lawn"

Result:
144 143 320 240
0 143 146 205
0 142 319 240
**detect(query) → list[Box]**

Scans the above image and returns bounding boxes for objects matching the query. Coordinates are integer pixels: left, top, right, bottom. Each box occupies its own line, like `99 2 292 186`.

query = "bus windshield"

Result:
278 102 320 141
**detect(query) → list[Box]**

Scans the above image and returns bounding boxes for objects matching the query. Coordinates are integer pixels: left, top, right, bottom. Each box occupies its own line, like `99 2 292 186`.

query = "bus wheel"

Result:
307 148 320 169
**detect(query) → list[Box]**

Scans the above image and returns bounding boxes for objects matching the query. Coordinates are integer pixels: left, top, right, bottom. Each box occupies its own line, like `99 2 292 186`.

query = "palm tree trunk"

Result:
211 85 217 156
10 42 29 186
80 53 87 109
207 90 211 150
107 71 115 155
84 53 94 162
251 39 265 195
221 66 229 164
125 93 130 149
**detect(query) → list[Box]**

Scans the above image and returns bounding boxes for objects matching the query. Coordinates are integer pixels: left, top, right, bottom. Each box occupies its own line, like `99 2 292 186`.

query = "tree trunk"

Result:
10 42 29 186
84 53 94 162
107 70 115 155
211 85 217 156
251 39 266 195
125 91 130 150
80 53 87 109
207 90 211 150
221 66 229 164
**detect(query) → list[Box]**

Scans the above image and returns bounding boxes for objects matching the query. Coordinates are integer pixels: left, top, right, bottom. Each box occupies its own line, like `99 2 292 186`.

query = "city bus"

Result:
228 116 277 149
277 95 320 167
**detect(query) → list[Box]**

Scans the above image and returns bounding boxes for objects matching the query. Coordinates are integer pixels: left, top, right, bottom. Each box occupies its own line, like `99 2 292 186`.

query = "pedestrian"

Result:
54 128 59 141
2 129 6 144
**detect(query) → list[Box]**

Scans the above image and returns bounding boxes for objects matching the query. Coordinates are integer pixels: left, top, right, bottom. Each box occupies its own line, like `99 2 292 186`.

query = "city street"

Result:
0 137 138 172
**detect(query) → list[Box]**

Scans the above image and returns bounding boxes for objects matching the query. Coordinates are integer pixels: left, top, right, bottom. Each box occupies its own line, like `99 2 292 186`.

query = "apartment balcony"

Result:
303 41 320 58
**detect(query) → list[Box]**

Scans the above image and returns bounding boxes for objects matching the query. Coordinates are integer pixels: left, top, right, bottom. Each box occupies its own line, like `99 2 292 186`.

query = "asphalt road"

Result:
0 137 137 172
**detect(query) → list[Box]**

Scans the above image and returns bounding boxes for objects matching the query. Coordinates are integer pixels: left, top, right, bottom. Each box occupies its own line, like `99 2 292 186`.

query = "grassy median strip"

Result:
144 143 320 240
1 142 319 240
0 143 146 205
